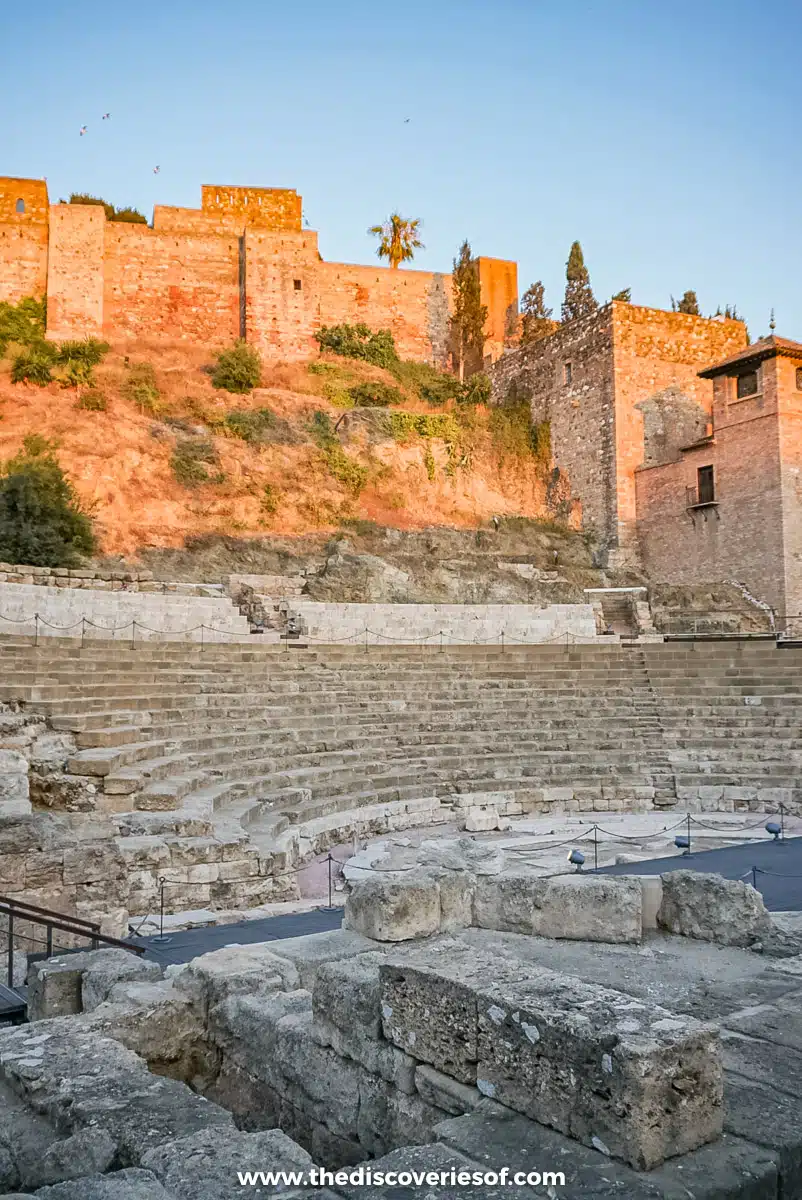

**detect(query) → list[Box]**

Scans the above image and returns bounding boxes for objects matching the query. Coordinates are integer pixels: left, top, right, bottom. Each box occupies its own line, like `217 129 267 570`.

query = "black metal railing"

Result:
0 894 145 995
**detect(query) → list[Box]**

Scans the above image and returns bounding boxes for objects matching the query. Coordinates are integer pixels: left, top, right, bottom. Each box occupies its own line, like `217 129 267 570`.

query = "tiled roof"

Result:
699 336 802 378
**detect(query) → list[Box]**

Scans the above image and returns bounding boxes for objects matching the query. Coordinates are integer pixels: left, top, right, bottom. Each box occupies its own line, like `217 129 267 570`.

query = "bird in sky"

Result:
102 112 111 120
404 117 410 123
153 165 160 174
79 125 87 136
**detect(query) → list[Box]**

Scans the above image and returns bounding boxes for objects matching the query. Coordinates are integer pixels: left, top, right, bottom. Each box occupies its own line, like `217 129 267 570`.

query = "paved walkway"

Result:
134 905 344 967
598 835 802 911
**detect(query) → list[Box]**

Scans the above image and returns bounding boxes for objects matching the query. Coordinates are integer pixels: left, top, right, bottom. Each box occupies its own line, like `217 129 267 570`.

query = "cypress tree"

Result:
450 241 487 381
520 281 554 345
561 241 597 322
672 290 701 316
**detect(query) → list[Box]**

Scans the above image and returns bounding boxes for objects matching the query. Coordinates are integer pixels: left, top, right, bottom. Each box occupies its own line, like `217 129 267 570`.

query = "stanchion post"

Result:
131 620 137 650
593 825 598 872
439 630 444 653
81 617 86 648
7 910 14 989
151 876 172 944
780 803 785 842
328 853 333 910
752 865 758 891
686 811 692 855
200 623 205 652
500 630 505 655
34 613 39 647
364 628 369 655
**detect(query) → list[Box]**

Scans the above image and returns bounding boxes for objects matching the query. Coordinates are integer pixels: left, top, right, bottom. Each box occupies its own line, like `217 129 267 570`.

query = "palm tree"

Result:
368 213 424 269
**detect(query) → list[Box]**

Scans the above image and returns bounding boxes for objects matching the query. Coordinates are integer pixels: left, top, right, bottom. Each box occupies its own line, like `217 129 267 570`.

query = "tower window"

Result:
697 464 715 505
736 370 759 399
293 279 302 291
563 361 573 386
15 198 25 214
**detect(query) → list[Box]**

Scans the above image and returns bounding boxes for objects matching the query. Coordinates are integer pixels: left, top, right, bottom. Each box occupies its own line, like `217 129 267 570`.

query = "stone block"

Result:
474 969 722 1170
32 1169 176 1199
175 942 301 1015
0 750 31 816
657 870 772 948
345 874 441 942
265 928 383 990
414 1064 482 1116
141 1126 312 1199
473 873 642 943
26 960 83 1022
381 945 723 1170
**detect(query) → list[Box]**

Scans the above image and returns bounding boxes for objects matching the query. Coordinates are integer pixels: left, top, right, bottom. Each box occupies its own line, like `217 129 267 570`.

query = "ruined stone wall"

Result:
0 176 511 366
0 178 49 303
45 204 105 340
490 307 617 543
611 306 746 548
490 304 747 553
103 222 241 344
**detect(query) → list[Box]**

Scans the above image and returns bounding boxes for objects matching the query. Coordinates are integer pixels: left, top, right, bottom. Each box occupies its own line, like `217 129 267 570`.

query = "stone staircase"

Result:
2 637 801 913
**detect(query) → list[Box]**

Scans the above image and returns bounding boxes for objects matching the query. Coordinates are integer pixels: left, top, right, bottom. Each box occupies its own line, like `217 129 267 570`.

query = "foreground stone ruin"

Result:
1 868 800 1198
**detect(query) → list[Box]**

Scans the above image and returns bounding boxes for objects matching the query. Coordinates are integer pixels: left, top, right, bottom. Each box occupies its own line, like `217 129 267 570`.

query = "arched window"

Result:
15 198 25 214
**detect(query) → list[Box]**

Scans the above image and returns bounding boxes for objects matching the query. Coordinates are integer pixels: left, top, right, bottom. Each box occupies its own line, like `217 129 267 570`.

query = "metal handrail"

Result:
0 895 145 993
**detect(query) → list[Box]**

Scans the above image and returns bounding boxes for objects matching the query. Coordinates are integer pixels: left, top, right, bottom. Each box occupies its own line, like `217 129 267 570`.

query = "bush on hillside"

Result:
0 436 96 566
489 402 551 467
459 372 492 406
308 409 368 495
348 380 405 408
211 342 262 393
122 362 161 414
57 338 110 368
315 324 399 370
11 345 57 386
0 296 47 356
75 389 108 411
223 407 299 445
170 438 222 487
388 359 462 406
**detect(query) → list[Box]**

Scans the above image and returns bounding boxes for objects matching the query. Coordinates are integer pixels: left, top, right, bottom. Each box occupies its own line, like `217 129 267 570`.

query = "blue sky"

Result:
2 0 800 337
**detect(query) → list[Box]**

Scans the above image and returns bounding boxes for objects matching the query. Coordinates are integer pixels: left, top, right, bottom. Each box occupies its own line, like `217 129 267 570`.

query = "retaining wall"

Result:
0 582 252 642
288 601 598 644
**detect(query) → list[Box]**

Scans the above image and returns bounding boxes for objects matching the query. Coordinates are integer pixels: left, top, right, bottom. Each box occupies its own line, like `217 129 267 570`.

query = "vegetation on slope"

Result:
0 301 570 555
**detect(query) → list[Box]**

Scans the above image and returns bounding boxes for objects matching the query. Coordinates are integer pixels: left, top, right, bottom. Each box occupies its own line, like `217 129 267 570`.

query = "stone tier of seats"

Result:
2 637 801 912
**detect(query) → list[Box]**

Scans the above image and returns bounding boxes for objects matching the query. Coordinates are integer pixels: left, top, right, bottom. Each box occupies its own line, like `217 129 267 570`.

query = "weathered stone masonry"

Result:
0 176 517 363
490 303 746 558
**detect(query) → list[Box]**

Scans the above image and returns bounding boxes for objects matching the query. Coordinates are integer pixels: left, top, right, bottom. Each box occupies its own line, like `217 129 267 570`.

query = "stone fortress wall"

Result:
490 302 747 557
0 176 517 364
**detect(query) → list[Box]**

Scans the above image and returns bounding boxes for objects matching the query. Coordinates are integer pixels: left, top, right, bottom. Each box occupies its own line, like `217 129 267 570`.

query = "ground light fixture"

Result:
568 849 585 871
766 821 782 841
674 835 691 855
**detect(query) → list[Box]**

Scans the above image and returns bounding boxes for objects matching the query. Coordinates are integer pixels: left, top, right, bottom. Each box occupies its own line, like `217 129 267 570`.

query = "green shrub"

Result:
0 296 47 356
314 324 399 370
11 346 57 386
211 341 262 393
308 409 368 495
323 382 355 409
388 359 462 406
387 411 461 442
423 442 436 481
0 436 96 566
460 372 492 406
489 402 551 467
170 439 222 487
223 407 298 445
260 483 281 516
122 363 161 414
307 361 338 376
68 194 147 224
75 389 107 412
60 360 95 388
57 338 110 367
348 380 405 408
